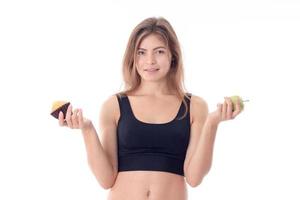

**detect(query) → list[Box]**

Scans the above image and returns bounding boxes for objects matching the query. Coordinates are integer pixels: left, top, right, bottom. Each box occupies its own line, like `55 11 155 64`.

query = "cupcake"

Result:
50 101 70 119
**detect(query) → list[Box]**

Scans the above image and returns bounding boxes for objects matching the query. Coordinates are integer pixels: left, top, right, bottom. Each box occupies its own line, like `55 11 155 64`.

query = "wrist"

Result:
81 122 94 134
205 116 220 128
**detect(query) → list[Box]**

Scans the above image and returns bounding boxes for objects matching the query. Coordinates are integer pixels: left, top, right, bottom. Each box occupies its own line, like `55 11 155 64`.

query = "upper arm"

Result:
184 95 209 175
99 94 119 176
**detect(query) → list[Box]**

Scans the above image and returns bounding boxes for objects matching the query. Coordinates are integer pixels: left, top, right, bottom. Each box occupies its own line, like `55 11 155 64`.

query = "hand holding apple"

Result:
207 95 248 125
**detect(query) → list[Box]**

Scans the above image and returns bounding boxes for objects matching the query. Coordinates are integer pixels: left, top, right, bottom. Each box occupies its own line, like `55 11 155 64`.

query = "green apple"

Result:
230 95 244 112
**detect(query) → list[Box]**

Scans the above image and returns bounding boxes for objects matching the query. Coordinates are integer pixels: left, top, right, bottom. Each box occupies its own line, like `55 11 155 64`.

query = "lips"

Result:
144 68 159 71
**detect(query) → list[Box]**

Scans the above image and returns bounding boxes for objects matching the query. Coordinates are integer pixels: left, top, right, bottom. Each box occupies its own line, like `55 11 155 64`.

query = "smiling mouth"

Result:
144 68 159 72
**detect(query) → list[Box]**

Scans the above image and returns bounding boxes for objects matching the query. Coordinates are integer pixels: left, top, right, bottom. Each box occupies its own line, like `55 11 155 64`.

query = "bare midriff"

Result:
107 171 188 200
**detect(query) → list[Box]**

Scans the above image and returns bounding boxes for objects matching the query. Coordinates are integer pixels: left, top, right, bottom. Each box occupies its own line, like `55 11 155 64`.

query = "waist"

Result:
118 153 185 176
109 171 187 200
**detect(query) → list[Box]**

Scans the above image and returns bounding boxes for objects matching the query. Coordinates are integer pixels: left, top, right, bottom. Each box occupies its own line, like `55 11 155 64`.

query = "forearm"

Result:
81 126 115 189
187 119 219 186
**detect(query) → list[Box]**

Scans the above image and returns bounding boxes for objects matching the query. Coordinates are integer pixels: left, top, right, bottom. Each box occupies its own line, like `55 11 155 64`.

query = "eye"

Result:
137 50 145 55
157 50 165 54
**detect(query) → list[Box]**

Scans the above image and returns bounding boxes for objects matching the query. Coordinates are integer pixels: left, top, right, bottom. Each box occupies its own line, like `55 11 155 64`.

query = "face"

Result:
135 34 172 82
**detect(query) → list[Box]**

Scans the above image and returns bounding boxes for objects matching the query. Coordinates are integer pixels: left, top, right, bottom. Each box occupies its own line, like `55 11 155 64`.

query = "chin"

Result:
142 76 167 82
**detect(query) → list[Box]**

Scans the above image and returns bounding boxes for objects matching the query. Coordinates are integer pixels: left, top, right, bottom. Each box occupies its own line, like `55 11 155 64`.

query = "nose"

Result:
146 53 156 65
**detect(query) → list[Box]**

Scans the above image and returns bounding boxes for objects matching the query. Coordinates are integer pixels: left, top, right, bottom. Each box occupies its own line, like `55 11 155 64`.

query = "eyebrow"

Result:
138 46 167 51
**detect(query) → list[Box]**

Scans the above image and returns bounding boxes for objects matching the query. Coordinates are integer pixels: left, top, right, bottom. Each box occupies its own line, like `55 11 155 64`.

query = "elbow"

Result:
100 172 117 190
89 165 117 190
187 178 203 188
186 169 208 188
188 166 212 187
101 182 112 190
99 175 116 190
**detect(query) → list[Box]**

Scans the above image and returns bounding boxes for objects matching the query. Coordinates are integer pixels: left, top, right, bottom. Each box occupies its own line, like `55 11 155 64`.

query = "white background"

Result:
1 0 299 199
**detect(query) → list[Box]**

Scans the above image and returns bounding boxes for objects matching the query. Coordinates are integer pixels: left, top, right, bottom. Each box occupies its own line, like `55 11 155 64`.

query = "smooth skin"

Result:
58 34 243 200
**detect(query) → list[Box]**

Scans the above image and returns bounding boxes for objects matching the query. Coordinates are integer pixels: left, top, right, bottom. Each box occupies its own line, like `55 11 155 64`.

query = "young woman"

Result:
58 17 243 200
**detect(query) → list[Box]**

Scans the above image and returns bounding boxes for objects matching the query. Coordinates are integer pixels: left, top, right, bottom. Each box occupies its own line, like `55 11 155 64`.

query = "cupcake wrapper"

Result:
51 102 70 119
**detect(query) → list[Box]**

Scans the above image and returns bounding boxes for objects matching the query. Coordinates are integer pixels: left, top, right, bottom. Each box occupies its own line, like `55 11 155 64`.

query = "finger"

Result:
58 111 66 126
225 97 233 119
232 99 242 118
66 104 73 128
222 98 227 120
72 108 79 128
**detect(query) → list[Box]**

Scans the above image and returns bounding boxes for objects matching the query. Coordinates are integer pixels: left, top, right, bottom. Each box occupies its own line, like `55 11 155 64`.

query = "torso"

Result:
108 171 187 200
107 93 192 200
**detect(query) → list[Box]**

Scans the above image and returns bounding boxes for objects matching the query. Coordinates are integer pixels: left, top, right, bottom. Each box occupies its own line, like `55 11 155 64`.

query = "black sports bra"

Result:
116 93 191 176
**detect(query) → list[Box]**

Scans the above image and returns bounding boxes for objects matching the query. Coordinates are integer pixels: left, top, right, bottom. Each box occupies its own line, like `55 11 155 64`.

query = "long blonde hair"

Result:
116 17 190 120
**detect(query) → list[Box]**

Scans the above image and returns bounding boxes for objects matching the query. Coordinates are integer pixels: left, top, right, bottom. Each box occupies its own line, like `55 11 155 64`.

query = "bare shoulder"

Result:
190 94 209 124
99 94 120 125
190 94 208 108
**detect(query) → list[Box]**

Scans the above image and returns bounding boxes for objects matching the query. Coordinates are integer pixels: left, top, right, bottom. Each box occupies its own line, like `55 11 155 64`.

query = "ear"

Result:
171 57 176 67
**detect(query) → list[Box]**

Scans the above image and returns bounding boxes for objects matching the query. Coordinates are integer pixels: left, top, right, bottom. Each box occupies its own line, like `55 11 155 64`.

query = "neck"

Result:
134 79 173 96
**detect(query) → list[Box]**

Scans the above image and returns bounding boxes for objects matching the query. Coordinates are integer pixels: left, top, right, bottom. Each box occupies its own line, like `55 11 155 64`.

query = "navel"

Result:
146 189 151 198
